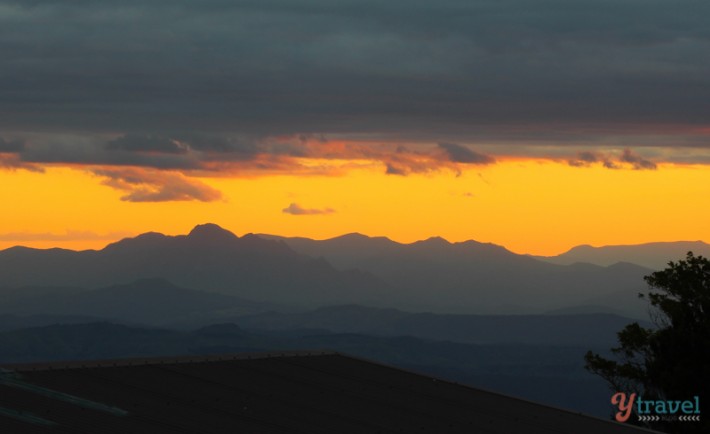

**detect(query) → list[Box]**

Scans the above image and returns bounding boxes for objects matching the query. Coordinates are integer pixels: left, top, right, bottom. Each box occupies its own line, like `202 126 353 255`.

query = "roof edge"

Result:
0 350 338 372
333 352 666 434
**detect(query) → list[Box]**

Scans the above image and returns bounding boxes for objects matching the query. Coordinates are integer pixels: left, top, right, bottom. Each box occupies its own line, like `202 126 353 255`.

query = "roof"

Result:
0 351 658 434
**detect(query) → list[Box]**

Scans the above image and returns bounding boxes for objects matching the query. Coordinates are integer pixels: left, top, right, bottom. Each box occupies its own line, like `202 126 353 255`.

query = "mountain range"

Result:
261 232 652 315
0 224 699 421
1 223 698 316
0 279 643 348
0 224 390 308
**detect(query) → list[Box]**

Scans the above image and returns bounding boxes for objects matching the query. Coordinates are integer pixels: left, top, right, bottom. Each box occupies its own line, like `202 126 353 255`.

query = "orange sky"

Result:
2 156 709 256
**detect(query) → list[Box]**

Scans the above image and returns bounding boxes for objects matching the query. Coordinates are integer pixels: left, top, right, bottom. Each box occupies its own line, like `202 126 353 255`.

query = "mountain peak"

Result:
416 236 450 246
187 224 238 241
333 233 371 241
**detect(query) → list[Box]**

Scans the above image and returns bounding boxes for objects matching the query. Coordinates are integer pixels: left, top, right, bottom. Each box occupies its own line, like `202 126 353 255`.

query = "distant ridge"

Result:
258 231 651 316
225 304 643 346
0 278 274 326
536 240 710 269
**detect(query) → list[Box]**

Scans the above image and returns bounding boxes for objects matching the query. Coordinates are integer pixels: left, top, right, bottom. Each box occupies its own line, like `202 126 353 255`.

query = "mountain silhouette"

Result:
0 225 392 307
260 233 651 315
535 241 710 269
0 224 657 315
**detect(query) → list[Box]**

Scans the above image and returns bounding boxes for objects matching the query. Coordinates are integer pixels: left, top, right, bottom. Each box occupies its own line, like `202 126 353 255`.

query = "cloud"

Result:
0 154 44 172
568 151 607 167
92 168 222 202
620 149 657 170
1 129 667 191
570 151 599 165
12 133 499 178
385 163 407 176
107 134 190 154
282 203 335 215
1 1 699 207
377 143 494 176
437 143 495 164
1 0 710 145
603 160 620 170
0 137 40 171
568 149 656 170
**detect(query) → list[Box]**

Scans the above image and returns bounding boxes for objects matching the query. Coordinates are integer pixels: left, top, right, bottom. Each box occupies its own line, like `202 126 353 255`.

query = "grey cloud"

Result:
568 149 656 169
92 168 223 202
385 163 407 175
620 148 657 170
12 133 267 170
0 137 43 171
20 141 200 170
175 133 263 156
1 0 710 145
437 143 494 164
0 154 44 172
107 134 189 154
577 152 599 163
8 132 500 177
568 151 604 167
282 203 335 215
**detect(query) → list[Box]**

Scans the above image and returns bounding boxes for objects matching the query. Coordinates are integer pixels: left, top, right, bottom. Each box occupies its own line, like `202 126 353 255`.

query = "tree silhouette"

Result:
585 252 709 433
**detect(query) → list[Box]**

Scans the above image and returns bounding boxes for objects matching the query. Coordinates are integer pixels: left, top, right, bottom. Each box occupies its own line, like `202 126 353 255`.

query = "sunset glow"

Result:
3 157 709 255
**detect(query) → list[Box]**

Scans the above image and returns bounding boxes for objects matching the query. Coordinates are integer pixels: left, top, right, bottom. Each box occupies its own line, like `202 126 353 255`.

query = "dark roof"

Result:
0 351 658 434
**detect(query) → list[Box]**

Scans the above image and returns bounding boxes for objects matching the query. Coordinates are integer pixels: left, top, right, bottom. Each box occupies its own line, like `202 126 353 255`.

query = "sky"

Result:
2 0 710 255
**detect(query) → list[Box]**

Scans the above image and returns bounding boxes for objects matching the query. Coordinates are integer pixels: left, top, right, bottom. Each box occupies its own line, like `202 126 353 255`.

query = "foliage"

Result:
585 252 710 433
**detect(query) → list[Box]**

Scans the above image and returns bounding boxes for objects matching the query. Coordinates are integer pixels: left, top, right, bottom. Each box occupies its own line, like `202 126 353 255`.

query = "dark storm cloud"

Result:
1 0 710 144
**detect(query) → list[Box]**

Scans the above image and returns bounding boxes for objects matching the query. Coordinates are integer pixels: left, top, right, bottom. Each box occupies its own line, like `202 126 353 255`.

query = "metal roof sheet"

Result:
0 351 660 434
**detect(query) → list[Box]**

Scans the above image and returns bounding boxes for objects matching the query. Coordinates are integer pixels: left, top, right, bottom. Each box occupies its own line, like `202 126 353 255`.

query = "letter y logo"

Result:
611 392 636 422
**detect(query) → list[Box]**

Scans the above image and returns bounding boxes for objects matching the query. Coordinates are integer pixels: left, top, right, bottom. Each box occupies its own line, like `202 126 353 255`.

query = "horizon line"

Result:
0 223 707 258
